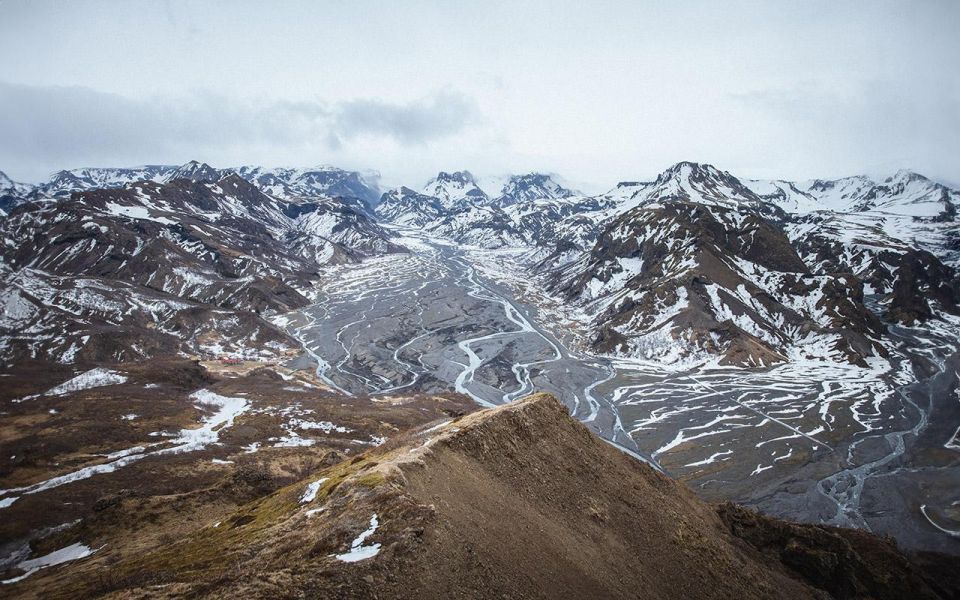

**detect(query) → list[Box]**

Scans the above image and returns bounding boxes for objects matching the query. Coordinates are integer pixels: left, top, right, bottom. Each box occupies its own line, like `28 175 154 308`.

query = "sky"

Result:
0 0 957 190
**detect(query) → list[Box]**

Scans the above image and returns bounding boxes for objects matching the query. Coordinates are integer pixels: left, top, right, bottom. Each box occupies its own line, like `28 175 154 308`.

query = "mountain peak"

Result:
433 170 476 184
646 161 761 208
660 161 726 179
888 169 930 185
166 161 221 183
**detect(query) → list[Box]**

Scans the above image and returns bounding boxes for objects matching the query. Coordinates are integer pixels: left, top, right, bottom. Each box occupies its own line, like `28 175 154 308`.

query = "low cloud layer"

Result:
0 81 479 180
1 1 957 188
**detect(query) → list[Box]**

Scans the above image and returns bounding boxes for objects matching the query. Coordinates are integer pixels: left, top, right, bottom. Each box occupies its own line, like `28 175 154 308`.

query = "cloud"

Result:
333 91 479 145
731 79 960 179
0 81 480 179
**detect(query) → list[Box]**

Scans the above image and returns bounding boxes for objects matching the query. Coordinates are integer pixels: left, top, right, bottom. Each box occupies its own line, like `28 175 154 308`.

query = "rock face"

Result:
19 393 954 599
885 249 960 325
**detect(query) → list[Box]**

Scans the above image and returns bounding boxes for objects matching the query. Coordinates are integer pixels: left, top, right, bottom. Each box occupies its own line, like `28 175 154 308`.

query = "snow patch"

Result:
43 368 127 397
299 477 329 504
334 514 381 563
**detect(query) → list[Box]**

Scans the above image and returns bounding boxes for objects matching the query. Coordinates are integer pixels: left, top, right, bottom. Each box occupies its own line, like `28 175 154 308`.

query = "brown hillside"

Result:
13 394 956 599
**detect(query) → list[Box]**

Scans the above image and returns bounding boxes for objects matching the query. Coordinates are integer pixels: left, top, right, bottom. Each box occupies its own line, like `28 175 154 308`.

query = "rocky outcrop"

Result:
886 249 960 325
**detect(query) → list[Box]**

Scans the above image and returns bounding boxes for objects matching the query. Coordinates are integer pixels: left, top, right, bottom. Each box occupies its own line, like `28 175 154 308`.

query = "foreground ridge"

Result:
15 392 952 599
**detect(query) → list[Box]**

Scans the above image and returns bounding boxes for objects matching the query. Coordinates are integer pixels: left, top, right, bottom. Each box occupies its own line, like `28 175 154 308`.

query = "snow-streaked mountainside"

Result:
33 165 178 199
374 186 446 227
535 163 958 366
0 170 403 366
162 160 221 183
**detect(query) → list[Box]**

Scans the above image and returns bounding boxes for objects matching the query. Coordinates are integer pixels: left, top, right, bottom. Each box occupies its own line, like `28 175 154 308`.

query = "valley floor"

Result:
276 225 960 555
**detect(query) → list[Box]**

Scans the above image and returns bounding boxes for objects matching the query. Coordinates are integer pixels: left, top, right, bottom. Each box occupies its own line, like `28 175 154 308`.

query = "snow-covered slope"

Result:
746 171 960 268
425 204 527 248
377 171 603 250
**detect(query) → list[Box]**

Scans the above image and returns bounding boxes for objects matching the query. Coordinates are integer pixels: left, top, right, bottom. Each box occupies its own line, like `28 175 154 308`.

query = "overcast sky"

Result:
1 0 957 190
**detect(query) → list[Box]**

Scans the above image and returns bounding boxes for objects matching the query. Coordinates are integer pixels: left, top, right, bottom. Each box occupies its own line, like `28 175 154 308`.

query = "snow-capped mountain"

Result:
374 186 446 227
3 157 958 369
549 197 883 366
536 162 959 367
636 161 767 211
747 170 958 220
494 173 579 207
23 165 175 200
422 170 489 211
425 204 528 248
747 171 960 268
289 197 405 263
376 171 601 249
230 164 381 206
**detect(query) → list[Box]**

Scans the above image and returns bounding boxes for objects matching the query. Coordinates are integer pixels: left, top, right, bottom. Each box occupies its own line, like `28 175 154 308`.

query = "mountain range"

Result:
2 159 958 370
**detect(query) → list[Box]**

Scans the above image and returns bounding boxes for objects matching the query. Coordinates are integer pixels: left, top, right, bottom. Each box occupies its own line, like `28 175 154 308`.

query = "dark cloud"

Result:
0 81 480 180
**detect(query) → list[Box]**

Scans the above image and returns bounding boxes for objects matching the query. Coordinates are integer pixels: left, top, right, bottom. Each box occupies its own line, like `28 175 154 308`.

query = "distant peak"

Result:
506 172 555 186
434 170 476 184
167 161 221 183
888 169 929 184
497 172 577 205
661 161 723 177
177 160 215 171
